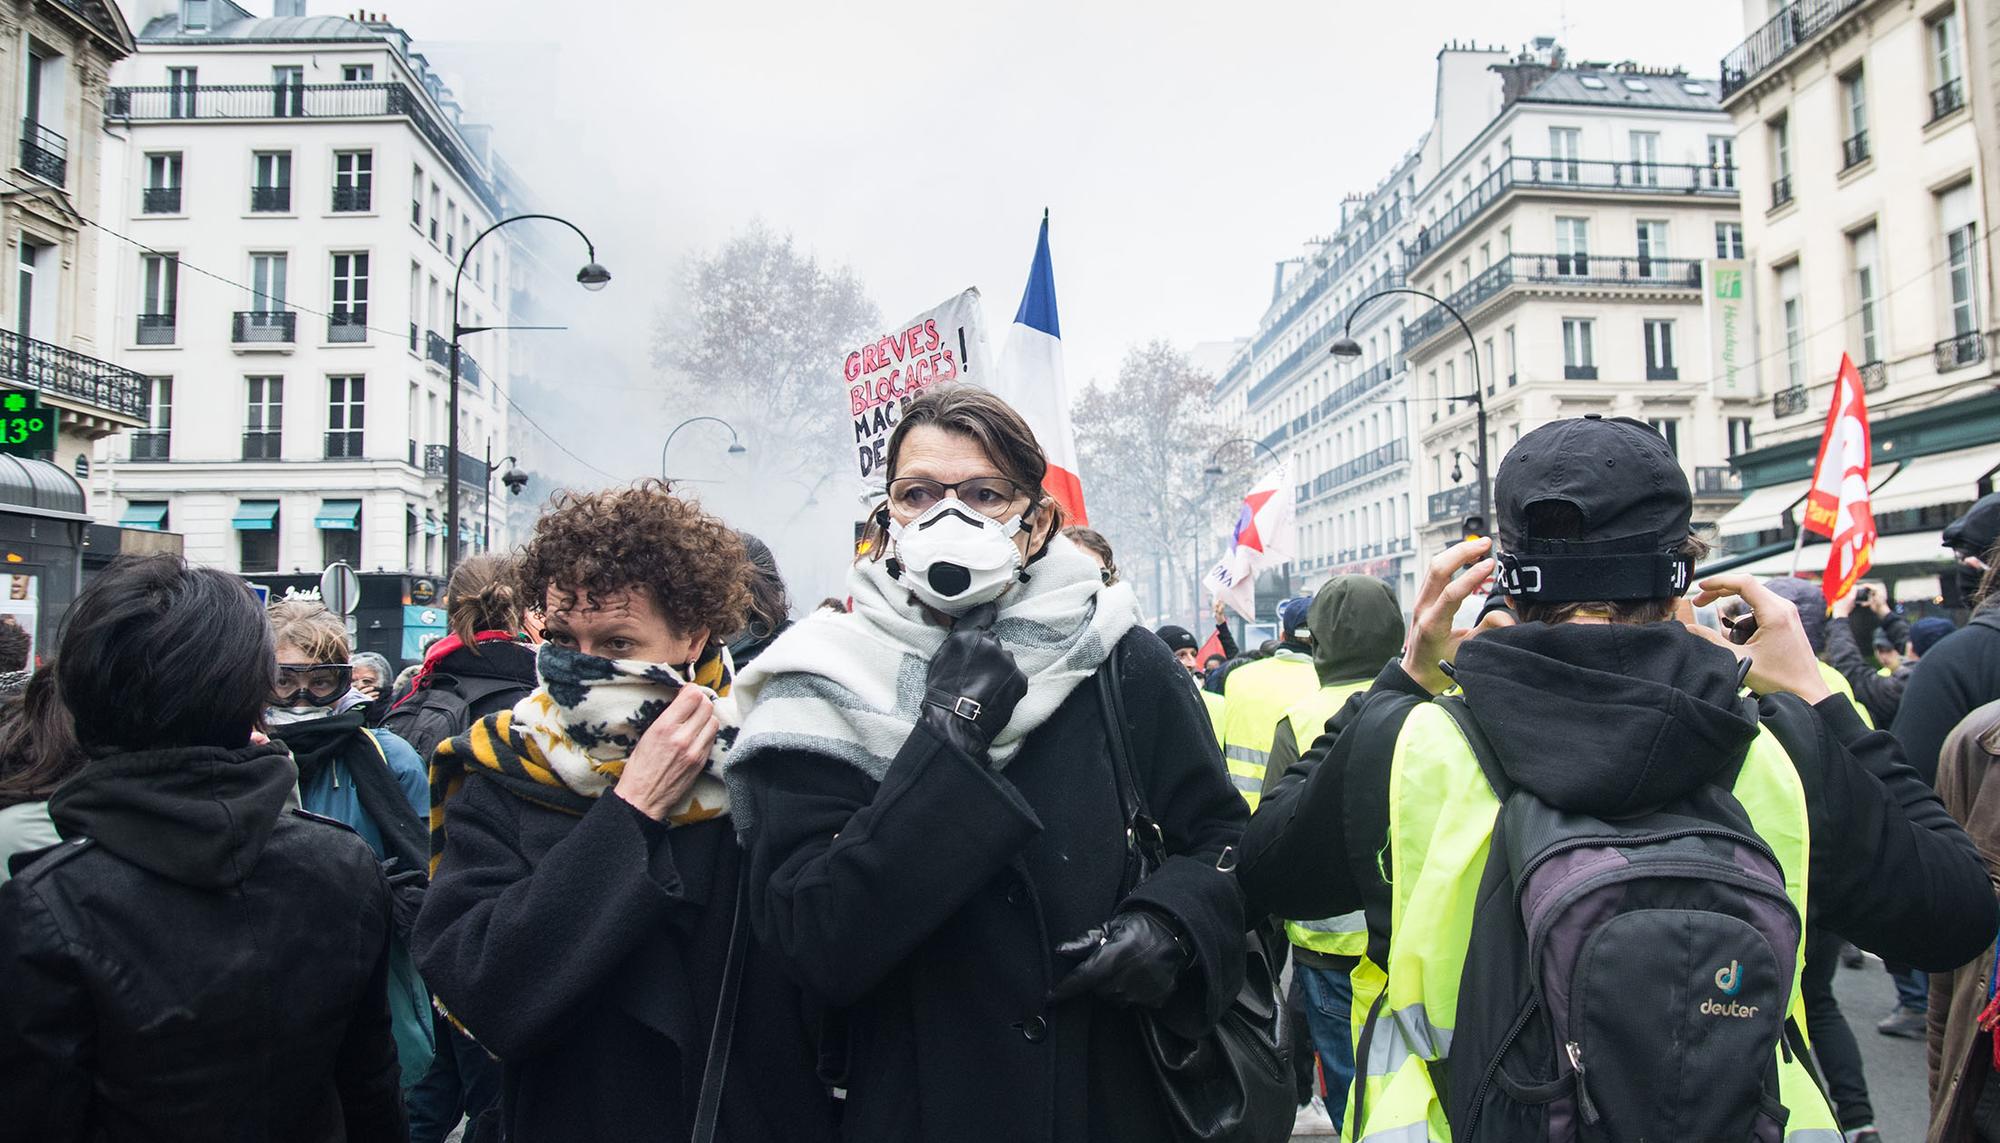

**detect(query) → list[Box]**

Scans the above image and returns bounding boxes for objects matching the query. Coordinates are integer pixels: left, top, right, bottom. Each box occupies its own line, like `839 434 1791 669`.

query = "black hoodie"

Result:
1 743 407 1140
1241 620 1996 975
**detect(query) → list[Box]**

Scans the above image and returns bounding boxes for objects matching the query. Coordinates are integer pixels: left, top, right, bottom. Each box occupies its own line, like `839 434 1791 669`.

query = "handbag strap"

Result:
691 872 750 1143
1094 643 1162 895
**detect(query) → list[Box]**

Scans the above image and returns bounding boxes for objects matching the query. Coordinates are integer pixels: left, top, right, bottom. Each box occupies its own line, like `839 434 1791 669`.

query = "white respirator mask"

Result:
886 498 1030 615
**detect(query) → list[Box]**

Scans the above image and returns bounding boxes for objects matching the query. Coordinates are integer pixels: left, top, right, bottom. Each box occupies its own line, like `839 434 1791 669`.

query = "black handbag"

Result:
1095 649 1294 1143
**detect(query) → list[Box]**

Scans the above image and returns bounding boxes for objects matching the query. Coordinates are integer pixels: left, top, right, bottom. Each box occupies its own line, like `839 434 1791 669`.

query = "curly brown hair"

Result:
515 480 752 643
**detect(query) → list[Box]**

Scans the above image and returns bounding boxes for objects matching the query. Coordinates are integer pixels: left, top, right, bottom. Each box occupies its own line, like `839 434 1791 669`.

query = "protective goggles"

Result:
271 663 353 708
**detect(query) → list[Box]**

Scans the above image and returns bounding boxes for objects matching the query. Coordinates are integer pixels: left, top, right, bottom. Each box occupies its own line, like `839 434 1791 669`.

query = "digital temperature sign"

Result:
0 390 55 457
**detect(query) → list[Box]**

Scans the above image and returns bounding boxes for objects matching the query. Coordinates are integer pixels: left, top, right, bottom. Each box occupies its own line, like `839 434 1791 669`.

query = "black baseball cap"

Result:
1155 625 1198 653
1493 415 1694 603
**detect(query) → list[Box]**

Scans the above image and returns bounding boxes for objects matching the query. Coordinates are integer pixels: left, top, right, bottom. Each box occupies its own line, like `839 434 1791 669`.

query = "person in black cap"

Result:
1237 415 1992 1142
1892 492 2000 789
1154 624 1202 674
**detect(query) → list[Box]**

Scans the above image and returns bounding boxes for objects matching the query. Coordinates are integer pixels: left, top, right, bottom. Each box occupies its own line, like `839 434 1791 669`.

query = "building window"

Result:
1942 184 1981 339
1777 262 1804 389
1482 337 1496 395
271 65 303 117
330 252 368 341
428 185 441 243
327 376 365 458
251 151 291 212
322 510 361 568
1549 127 1582 181
332 150 372 212
1562 319 1596 380
1728 417 1755 456
1636 220 1669 278
1644 319 1678 380
244 376 283 459
167 66 197 118
142 152 182 214
1715 221 1745 260
1628 130 1660 185
1769 115 1793 208
133 377 171 460
181 0 208 30
410 165 423 228
1555 216 1589 276
1707 134 1735 188
1646 417 1680 457
1504 326 1517 386
20 43 65 187
239 506 279 574
1850 225 1882 364
342 64 374 83
446 202 458 256
1930 7 1965 119
139 253 177 343
249 253 288 318
1841 70 1869 167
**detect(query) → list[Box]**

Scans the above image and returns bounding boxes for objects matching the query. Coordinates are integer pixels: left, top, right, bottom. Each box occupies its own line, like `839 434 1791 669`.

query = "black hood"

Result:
48 743 299 890
438 638 538 685
1452 621 1759 816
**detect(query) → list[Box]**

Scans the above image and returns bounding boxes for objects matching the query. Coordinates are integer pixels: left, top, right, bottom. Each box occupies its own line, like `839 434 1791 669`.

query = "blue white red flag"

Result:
996 213 1088 525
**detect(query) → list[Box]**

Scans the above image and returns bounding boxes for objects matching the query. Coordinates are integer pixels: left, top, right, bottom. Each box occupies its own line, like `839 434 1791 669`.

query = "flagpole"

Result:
1787 518 1808 576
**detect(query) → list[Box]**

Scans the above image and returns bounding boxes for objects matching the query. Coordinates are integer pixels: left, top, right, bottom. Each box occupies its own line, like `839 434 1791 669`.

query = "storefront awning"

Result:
1715 479 1811 538
231 501 280 531
1866 446 2000 517
1725 530 1957 578
118 502 168 530
313 500 361 530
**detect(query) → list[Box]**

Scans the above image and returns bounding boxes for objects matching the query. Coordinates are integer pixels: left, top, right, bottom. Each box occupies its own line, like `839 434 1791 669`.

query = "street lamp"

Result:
660 416 748 482
1330 287 1489 536
1201 436 1287 481
448 213 609 577
483 453 525 554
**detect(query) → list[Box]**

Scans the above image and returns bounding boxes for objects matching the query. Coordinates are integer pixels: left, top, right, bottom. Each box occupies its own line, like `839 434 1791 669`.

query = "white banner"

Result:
843 288 994 487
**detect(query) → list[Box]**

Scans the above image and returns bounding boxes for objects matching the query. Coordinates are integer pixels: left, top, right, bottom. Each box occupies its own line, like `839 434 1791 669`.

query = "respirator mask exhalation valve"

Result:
887 497 1027 615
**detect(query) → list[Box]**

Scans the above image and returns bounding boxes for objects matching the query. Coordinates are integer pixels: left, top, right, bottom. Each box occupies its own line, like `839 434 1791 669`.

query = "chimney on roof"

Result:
1492 36 1564 107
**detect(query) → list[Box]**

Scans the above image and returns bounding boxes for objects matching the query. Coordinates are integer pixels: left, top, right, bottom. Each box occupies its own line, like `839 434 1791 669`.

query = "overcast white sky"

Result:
399 0 1749 399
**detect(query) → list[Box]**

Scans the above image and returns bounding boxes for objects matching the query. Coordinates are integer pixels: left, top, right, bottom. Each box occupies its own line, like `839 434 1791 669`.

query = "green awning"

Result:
119 502 168 530
313 499 361 530
231 500 280 531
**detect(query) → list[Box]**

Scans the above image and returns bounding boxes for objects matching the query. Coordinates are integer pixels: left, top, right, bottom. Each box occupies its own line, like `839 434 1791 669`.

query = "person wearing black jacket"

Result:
0 554 406 1142
1893 502 2000 786
1823 580 1912 729
1240 416 1995 1140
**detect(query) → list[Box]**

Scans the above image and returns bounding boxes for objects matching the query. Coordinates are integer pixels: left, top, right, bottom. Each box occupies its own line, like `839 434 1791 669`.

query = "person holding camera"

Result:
726 386 1249 1143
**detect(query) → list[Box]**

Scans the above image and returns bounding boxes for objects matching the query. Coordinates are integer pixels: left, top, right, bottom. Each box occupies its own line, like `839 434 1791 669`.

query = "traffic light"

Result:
1461 515 1487 543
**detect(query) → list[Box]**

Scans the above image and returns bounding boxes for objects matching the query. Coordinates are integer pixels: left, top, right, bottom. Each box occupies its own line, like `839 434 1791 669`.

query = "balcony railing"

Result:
0 327 148 419
328 312 367 343
141 185 180 214
1564 365 1600 381
129 430 169 461
1308 440 1407 499
19 120 64 185
423 444 489 486
1250 208 1405 360
1770 175 1794 210
241 430 282 460
1318 359 1400 420
1695 466 1744 497
1930 78 1966 123
106 81 501 215
1773 384 1810 417
250 184 291 212
135 313 175 345
1428 484 1481 523
1720 0 1867 97
1403 254 1703 353
1935 330 1987 372
424 330 451 370
1259 423 1290 451
324 430 365 460
331 184 372 212
1858 359 1887 392
460 350 482 389
1404 156 1737 270
1244 269 1408 410
1647 364 1680 381
232 311 296 345
1841 130 1869 169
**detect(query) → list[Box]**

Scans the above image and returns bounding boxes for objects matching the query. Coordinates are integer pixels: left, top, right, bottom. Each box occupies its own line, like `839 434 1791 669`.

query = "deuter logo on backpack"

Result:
1700 960 1760 1018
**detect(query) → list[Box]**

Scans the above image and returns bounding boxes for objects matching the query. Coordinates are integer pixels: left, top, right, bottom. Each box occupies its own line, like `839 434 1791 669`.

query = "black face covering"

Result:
1958 562 1987 606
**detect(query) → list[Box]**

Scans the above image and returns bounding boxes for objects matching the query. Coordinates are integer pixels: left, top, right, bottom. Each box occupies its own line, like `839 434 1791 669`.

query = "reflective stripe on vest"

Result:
1354 701 1837 1143
1219 654 1319 813
1281 679 1375 957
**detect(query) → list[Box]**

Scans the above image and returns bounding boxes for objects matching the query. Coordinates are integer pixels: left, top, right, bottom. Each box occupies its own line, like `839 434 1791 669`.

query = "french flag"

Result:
1000 212 1088 526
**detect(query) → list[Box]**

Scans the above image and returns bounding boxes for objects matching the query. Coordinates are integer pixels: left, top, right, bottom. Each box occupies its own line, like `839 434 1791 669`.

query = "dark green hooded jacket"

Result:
1263 576 1403 798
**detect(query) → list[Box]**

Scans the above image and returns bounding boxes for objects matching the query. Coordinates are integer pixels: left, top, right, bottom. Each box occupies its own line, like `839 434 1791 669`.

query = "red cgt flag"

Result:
1803 354 1876 599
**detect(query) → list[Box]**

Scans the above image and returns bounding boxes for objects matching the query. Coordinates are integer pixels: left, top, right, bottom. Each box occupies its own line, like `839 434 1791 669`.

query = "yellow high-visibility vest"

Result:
1201 688 1226 748
1277 679 1373 958
1219 652 1319 812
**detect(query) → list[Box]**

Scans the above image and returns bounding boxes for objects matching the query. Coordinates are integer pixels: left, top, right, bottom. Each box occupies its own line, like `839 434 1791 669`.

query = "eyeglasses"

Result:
271 663 353 707
887 477 1029 520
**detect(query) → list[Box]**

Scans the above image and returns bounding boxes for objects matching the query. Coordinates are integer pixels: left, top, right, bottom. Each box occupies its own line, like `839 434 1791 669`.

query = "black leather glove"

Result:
383 863 427 940
919 602 1028 758
1050 909 1194 1008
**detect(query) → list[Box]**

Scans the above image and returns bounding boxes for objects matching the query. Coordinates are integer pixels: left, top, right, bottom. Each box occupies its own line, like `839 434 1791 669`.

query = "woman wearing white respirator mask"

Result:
727 386 1252 1143
411 482 839 1143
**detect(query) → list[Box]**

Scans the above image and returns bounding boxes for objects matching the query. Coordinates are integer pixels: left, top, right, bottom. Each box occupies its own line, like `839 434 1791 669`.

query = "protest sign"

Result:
845 288 993 485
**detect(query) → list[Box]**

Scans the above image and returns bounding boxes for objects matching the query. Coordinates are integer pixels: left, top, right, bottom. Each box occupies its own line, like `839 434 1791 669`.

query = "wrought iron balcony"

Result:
250 184 291 212
135 313 175 345
232 311 296 345
328 312 367 343
106 81 501 214
460 350 482 389
1647 364 1680 381
423 444 489 486
1318 359 1400 420
1259 423 1289 451
141 186 180 214
1930 78 1966 123
1564 365 1600 381
1773 384 1810 418
324 431 365 460
0 327 148 419
19 120 64 185
1307 440 1408 500
1935 330 1987 372
1403 254 1703 354
1770 175 1794 210
1428 484 1481 523
331 184 371 212
424 330 451 370
1694 466 1743 497
129 430 170 461
1720 0 1867 97
1841 130 1869 169
1404 157 1736 271
241 430 282 460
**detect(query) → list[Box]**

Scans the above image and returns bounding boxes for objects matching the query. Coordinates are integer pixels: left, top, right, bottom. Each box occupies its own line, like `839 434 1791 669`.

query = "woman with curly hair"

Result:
411 481 837 1143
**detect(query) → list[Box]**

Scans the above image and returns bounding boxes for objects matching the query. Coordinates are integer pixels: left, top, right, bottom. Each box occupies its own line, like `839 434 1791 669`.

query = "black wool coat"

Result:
412 777 838 1143
731 628 1250 1143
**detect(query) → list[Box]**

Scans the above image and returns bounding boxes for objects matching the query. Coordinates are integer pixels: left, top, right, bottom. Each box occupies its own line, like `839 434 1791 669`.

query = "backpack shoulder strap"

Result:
1435 695 1514 800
